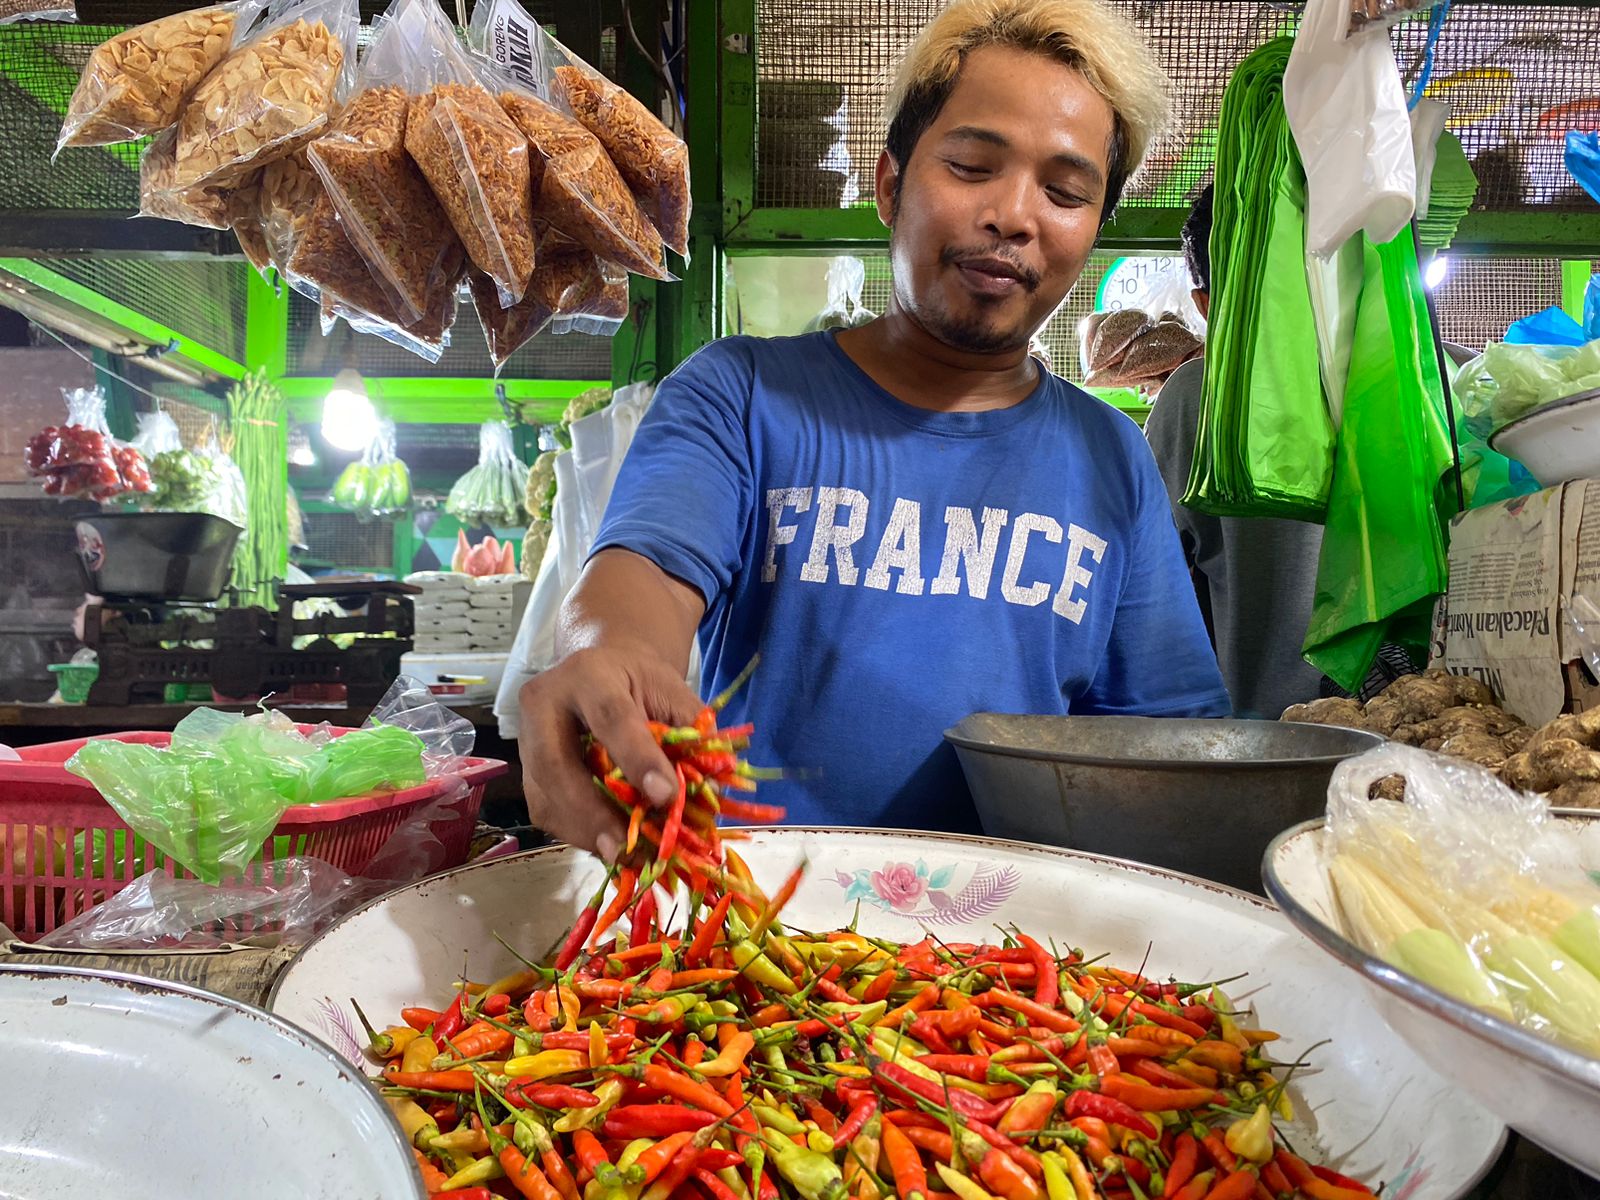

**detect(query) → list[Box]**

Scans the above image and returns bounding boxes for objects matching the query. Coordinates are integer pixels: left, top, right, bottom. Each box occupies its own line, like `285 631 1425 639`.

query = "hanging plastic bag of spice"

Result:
401 0 536 308
305 0 466 328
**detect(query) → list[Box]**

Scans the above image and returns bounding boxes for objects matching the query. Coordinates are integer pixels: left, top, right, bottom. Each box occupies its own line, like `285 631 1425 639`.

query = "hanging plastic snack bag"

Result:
467 268 554 371
57 1 264 150
446 419 529 526
257 148 320 273
306 0 466 327
534 232 629 337
332 418 412 518
401 2 535 307
553 59 689 258
24 387 152 501
287 174 462 360
172 0 357 190
220 169 273 275
139 126 232 229
497 83 671 281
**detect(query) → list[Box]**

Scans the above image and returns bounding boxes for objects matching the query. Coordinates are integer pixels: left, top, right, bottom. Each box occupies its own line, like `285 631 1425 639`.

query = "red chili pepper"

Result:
715 796 787 822
591 867 640 947
1100 1074 1220 1112
630 889 659 951
1129 1058 1205 1092
1013 934 1057 1009
686 891 734 968
881 1114 929 1200
657 765 689 864
862 967 899 1005
507 1083 599 1110
1163 1132 1200 1198
972 989 1080 1034
481 993 513 1018
1198 1171 1258 1200
558 885 607 972
871 1057 1002 1123
604 1105 719 1138
401 1006 443 1032
384 1068 476 1091
1064 1091 1157 1140
1201 1132 1237 1174
434 1189 495 1200
831 1095 878 1150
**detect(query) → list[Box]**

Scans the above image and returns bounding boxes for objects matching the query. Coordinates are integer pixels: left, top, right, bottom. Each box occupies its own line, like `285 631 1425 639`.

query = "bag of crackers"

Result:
171 0 358 190
400 0 535 309
468 226 628 371
303 0 465 329
57 0 266 151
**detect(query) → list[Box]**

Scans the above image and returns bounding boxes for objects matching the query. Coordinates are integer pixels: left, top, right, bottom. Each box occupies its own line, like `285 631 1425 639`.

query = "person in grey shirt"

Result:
1143 187 1327 719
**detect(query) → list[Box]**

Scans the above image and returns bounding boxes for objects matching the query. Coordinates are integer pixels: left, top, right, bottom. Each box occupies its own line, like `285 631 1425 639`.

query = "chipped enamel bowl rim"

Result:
0 963 424 1200
269 827 1505 1199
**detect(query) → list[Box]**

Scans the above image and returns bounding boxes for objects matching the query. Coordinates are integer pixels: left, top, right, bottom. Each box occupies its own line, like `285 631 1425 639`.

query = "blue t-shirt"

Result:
593 332 1229 833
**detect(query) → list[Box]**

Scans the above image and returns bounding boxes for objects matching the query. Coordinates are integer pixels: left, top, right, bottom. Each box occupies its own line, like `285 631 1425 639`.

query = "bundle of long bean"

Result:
228 369 288 608
366 861 1378 1200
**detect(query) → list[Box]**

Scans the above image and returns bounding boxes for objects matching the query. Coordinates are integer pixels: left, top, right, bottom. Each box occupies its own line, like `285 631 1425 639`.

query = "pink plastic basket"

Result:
0 725 507 939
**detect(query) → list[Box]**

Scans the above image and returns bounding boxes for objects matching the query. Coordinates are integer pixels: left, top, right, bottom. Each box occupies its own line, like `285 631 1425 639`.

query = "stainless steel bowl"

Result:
944 714 1384 892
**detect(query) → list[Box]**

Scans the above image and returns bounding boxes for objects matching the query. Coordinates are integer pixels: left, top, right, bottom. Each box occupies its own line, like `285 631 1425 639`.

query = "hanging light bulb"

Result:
287 424 317 467
1424 255 1451 291
321 367 377 451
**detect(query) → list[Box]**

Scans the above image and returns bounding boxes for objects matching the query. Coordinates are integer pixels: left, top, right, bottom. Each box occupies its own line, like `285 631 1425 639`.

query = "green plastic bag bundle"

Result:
1303 230 1453 690
1187 39 1335 521
65 711 428 885
332 418 412 520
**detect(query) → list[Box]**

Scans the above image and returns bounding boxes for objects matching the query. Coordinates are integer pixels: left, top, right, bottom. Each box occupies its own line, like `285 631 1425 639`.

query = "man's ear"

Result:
875 149 899 228
1191 287 1210 322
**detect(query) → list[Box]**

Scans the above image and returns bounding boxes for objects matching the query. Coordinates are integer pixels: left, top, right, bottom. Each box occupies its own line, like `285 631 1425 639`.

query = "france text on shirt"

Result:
761 486 1110 623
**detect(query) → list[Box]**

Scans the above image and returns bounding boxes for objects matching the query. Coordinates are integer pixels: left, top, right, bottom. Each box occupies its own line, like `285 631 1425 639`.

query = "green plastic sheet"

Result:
1302 231 1453 691
1187 39 1335 521
67 713 427 885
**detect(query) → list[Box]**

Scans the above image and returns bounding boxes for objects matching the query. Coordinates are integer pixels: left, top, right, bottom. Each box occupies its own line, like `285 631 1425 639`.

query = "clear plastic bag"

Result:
194 427 250 528
368 673 477 770
446 419 530 526
225 172 274 277
331 418 413 519
400 0 535 307
803 257 875 332
534 232 629 338
57 0 264 151
172 0 358 190
131 410 183 458
1324 743 1600 1056
497 82 670 281
287 178 461 360
467 267 554 371
306 0 466 327
259 149 320 272
553 58 688 258
1566 594 1600 683
139 126 232 229
1453 340 1600 438
23 386 152 501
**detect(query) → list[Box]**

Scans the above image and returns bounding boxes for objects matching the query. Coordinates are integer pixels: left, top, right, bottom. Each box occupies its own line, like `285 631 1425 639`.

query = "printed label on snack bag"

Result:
482 0 548 95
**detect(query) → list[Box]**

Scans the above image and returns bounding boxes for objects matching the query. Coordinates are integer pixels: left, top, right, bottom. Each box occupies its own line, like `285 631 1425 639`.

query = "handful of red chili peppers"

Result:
363 695 1379 1200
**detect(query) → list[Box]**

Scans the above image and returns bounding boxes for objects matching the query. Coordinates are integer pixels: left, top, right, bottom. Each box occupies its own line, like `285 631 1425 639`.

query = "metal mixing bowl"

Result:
944 714 1383 892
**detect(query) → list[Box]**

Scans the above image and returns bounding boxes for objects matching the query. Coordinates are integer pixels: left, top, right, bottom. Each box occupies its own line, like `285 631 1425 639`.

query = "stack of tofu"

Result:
406 571 532 653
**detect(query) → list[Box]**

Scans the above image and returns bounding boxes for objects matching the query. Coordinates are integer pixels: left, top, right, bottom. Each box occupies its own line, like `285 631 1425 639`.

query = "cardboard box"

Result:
1432 479 1600 725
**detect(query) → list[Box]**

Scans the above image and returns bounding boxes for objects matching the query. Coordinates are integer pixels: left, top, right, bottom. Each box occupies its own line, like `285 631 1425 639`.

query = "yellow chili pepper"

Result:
934 1162 1000 1200
380 1026 422 1059
384 1096 439 1149
486 967 548 999
559 985 581 1032
440 1154 505 1189
401 1034 439 1074
590 1020 609 1070
733 940 798 995
1224 1104 1275 1166
557 1077 625 1133
1040 1151 1072 1200
504 1048 590 1079
1044 1150 1095 1200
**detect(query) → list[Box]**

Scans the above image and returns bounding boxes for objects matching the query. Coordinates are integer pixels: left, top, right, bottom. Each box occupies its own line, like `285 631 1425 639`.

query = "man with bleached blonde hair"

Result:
516 0 1230 854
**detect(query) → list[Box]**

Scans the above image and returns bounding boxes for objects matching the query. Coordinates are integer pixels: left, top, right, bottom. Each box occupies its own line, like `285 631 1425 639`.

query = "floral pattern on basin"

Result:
834 858 1020 924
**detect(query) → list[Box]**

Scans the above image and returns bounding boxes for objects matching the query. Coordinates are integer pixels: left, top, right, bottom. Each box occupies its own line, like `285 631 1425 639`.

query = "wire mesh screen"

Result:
0 22 142 211
754 1 1600 214
36 256 250 364
283 288 613 380
302 508 394 571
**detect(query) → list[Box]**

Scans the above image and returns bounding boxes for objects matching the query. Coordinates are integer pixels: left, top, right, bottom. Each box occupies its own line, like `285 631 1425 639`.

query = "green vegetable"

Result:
447 420 529 526
332 420 411 520
147 448 217 512
228 371 288 609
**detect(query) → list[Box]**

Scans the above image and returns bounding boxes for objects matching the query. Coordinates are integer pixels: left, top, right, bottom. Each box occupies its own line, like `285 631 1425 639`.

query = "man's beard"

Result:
913 295 1034 354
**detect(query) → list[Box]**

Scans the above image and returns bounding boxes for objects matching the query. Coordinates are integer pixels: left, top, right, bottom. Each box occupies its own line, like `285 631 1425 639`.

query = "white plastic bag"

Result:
1284 0 1416 257
1410 99 1449 221
803 257 875 332
495 382 656 735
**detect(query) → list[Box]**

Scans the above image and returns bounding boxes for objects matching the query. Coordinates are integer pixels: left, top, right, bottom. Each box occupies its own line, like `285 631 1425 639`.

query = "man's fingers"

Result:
519 689 627 857
641 666 711 732
576 688 679 808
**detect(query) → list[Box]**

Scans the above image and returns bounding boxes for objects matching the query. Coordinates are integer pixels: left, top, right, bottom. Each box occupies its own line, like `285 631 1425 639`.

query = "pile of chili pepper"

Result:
363 847 1381 1200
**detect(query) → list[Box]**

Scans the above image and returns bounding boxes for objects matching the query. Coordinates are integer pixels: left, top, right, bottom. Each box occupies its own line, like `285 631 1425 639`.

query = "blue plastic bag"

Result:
1567 131 1600 207
1505 305 1587 347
